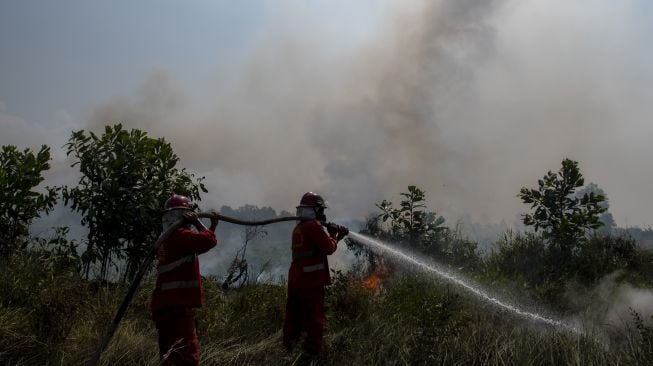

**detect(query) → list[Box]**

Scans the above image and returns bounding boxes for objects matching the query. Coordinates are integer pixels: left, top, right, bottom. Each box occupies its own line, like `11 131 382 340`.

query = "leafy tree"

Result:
62 124 206 281
507 159 634 291
0 145 59 256
519 159 606 245
349 186 479 272
376 185 446 249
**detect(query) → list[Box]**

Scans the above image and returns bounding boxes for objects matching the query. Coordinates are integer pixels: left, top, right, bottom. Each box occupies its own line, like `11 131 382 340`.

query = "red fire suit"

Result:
283 220 338 355
151 227 217 366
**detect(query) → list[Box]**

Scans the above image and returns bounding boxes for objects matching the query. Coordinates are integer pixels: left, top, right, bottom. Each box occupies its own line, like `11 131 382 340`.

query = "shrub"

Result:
0 144 58 257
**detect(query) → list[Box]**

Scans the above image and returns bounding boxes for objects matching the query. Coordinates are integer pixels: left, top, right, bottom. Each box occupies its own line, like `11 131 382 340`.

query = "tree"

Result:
0 145 59 256
62 124 206 281
519 159 606 244
376 185 446 249
519 159 607 274
349 186 480 273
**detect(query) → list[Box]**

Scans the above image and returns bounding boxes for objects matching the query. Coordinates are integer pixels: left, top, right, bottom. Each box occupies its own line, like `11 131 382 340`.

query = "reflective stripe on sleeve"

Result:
158 254 197 274
160 280 200 290
303 263 325 273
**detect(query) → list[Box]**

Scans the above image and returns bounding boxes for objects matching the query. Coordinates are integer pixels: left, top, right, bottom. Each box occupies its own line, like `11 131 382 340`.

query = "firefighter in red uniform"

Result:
283 192 348 356
151 194 219 366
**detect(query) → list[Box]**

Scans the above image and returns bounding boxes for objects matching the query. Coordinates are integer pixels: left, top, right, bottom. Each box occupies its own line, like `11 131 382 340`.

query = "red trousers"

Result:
282 286 326 355
152 307 200 366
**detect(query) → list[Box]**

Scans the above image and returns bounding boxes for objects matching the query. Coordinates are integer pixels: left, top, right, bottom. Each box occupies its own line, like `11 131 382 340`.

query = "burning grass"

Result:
360 265 390 291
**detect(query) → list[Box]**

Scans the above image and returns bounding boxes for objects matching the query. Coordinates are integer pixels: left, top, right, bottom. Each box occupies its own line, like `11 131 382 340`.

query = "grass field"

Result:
2 252 652 365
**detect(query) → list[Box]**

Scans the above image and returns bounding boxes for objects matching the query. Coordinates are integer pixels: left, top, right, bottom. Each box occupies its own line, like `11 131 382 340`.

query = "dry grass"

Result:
2 255 653 365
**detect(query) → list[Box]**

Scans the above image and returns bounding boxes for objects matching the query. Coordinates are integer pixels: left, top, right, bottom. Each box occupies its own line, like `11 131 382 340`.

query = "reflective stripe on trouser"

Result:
158 254 197 274
161 280 200 291
303 263 324 273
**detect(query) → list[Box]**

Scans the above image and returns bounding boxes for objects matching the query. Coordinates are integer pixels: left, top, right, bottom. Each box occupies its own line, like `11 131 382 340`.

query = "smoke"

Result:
603 284 653 328
0 102 77 185
82 0 653 227
84 0 498 219
563 273 653 335
0 109 48 148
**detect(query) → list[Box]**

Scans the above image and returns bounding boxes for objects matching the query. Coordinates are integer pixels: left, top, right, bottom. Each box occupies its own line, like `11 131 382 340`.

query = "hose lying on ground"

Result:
88 212 301 366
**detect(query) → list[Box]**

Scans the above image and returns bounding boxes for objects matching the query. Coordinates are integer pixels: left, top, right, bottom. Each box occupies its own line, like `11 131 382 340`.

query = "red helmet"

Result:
163 194 197 211
297 192 328 209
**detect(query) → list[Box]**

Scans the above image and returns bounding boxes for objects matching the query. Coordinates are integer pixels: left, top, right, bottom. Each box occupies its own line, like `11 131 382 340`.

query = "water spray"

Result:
349 232 582 335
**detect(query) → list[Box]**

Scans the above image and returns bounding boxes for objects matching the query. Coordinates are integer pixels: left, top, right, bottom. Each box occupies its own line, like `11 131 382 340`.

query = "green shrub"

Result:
485 230 641 307
326 269 373 326
574 234 637 285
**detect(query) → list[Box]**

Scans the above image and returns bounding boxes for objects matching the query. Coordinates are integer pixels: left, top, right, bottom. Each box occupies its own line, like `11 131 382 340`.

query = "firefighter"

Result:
151 194 219 366
283 192 348 356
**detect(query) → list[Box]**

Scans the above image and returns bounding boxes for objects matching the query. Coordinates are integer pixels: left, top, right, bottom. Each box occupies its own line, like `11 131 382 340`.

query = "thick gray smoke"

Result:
89 0 502 220
76 0 653 226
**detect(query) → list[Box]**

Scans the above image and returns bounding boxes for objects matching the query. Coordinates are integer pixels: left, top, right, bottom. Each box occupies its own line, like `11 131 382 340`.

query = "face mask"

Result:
162 209 187 230
296 206 316 220
316 208 327 222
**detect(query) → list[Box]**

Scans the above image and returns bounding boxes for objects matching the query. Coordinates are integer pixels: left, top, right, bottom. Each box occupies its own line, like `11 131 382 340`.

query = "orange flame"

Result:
361 266 389 290
362 273 381 289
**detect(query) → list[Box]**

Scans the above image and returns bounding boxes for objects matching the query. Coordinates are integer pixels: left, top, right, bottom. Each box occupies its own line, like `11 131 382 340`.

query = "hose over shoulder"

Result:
199 212 301 226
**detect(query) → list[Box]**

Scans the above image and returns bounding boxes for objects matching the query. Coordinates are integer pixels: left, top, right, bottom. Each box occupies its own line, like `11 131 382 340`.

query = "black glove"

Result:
183 211 206 230
182 211 199 223
324 222 349 241
325 222 339 236
338 225 349 238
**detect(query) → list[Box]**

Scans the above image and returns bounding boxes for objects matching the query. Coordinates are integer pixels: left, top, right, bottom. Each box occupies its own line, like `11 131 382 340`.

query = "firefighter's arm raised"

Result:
183 211 219 232
324 222 349 242
172 212 218 254
305 221 337 255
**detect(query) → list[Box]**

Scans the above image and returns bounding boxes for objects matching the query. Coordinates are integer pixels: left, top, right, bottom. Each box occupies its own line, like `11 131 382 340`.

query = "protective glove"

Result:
325 222 339 236
337 225 349 238
324 222 349 241
183 211 207 231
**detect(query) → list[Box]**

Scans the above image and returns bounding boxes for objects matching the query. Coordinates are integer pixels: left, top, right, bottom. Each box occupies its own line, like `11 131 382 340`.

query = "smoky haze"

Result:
83 0 653 226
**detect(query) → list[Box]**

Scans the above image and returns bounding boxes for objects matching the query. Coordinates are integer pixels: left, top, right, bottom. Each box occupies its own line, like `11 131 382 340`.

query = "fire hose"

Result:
88 211 307 366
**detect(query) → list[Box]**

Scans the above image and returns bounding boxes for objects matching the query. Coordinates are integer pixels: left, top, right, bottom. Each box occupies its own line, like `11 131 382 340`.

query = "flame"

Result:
362 273 381 289
361 265 389 290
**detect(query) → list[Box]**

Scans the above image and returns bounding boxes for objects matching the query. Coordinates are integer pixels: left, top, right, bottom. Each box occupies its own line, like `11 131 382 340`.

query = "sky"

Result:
2 0 653 230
